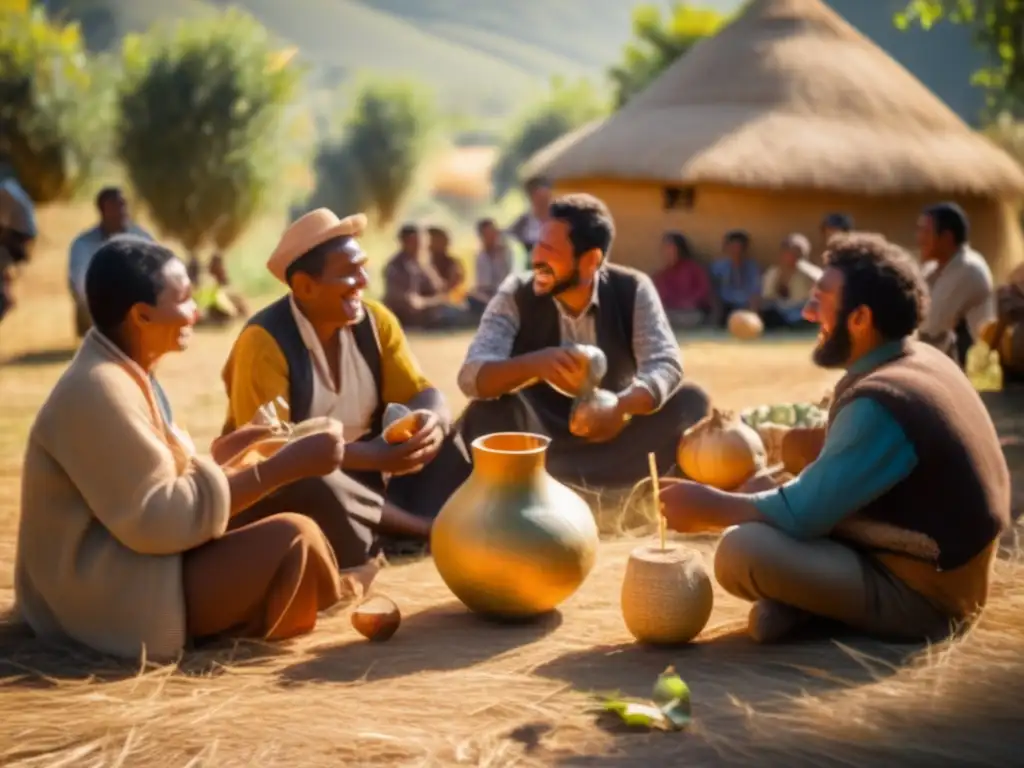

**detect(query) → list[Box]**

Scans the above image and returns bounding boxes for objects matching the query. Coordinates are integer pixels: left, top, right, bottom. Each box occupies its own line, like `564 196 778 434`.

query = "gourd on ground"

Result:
677 409 767 490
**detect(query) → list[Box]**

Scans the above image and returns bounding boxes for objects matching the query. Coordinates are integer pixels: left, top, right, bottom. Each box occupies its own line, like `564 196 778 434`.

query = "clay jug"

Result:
431 432 599 619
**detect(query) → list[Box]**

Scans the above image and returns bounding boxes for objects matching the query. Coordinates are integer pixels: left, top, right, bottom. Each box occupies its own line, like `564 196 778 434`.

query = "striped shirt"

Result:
457 269 684 408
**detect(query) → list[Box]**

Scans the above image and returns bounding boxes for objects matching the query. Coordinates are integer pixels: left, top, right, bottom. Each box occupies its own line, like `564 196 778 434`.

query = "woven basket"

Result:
755 422 789 467
620 545 713 645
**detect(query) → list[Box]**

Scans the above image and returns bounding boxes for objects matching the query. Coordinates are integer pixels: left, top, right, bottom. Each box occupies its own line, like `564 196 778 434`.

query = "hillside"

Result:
46 0 744 118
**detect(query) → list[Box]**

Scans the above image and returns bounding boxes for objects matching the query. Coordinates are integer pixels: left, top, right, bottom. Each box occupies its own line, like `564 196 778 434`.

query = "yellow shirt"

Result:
221 298 432 437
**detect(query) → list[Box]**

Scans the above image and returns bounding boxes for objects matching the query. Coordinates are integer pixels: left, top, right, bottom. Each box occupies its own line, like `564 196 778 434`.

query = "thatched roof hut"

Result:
524 0 1024 278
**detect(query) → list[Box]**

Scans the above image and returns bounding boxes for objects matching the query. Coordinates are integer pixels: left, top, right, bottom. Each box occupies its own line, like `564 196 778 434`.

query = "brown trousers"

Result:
182 513 347 643
229 471 382 569
226 432 471 562
714 523 952 641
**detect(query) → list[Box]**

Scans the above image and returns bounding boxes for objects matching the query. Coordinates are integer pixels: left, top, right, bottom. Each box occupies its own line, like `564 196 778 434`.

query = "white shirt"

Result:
920 246 996 341
288 296 380 443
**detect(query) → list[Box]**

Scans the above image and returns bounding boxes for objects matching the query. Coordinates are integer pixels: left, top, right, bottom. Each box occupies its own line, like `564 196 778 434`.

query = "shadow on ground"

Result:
1 348 76 367
277 600 563 685
0 615 291 687
532 628 923 765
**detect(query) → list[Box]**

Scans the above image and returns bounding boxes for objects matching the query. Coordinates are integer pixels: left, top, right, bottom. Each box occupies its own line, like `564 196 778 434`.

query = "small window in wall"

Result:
663 186 696 211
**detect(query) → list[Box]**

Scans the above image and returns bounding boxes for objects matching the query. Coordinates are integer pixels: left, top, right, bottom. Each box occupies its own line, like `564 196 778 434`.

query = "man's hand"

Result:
344 411 445 476
659 479 766 534
570 393 628 443
527 347 589 396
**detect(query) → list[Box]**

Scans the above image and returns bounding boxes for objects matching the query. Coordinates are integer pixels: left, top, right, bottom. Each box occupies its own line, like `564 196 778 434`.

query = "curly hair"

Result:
548 193 616 260
823 233 929 341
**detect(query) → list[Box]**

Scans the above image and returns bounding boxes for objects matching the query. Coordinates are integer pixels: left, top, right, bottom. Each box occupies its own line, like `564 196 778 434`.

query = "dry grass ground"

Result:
1 205 1023 766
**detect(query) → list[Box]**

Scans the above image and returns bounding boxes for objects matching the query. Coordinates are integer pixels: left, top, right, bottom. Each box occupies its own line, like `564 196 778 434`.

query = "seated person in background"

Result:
660 233 1009 645
221 209 471 558
759 233 821 330
0 178 36 326
457 193 710 490
427 225 467 300
979 261 1024 382
652 231 712 329
15 237 358 661
383 223 468 329
915 202 995 367
820 212 853 249
710 229 761 325
468 217 512 314
68 187 152 339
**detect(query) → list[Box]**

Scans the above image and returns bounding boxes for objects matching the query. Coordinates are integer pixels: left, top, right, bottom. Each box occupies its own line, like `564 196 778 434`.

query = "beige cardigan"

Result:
15 331 230 660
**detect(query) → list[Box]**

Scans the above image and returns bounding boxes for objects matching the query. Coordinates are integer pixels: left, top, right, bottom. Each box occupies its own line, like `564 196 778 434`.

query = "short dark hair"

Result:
824 233 928 341
397 223 418 239
548 193 615 259
662 230 693 261
85 236 176 335
723 229 750 249
95 186 123 210
285 235 351 284
924 202 969 246
476 217 496 234
822 212 853 232
524 176 551 194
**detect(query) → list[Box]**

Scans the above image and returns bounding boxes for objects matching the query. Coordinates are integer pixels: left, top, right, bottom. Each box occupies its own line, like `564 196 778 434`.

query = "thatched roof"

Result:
525 0 1024 197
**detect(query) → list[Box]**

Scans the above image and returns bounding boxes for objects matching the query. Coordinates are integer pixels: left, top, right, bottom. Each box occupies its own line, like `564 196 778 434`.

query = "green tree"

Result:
116 9 303 257
491 78 608 200
306 79 435 225
895 1 1024 117
608 3 729 109
0 7 110 203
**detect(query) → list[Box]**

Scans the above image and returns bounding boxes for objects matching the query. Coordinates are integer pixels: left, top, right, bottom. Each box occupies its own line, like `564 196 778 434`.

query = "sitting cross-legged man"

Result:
221 209 472 562
660 233 1010 644
456 193 710 490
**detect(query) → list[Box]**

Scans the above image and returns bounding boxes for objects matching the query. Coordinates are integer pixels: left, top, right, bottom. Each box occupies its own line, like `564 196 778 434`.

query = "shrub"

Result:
305 78 435 224
491 77 608 200
0 7 110 203
116 9 303 255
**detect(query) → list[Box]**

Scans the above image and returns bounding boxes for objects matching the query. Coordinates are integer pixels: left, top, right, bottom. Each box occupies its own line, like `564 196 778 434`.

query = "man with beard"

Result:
660 233 1010 644
456 193 710 489
220 209 472 561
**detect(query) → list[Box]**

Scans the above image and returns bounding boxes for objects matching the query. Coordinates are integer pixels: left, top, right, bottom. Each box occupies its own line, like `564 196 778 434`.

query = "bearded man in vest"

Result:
456 193 711 488
661 233 1010 644
221 209 472 562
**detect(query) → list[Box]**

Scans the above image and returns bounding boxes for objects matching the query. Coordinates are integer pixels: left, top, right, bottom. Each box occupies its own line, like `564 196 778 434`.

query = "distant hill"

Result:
45 0 745 119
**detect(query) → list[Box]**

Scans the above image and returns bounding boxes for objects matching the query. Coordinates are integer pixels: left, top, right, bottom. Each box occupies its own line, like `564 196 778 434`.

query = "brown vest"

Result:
828 341 1010 571
510 264 639 423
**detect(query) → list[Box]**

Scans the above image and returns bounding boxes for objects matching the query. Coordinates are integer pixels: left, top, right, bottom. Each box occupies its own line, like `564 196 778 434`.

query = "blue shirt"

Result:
69 225 153 301
751 341 918 538
710 257 761 307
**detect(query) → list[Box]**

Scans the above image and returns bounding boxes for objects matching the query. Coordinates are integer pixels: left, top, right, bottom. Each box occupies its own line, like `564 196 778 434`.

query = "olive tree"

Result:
305 79 435 224
0 6 110 202
116 9 302 259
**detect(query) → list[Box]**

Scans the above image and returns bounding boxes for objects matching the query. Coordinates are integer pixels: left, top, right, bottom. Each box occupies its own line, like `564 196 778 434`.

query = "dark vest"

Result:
828 341 1010 571
243 296 385 432
510 264 639 422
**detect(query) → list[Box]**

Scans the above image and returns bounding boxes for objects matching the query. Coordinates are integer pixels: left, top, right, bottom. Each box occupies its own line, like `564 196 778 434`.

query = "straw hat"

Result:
267 208 367 284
